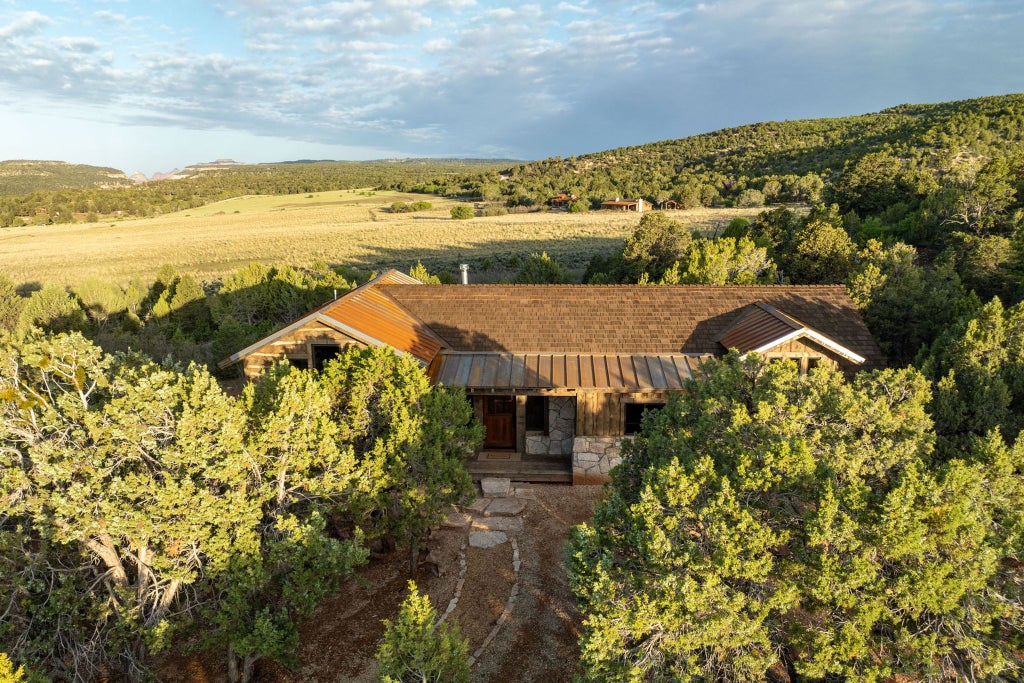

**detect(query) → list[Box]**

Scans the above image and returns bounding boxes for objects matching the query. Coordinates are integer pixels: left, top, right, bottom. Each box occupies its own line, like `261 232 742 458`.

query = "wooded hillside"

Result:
418 93 1024 211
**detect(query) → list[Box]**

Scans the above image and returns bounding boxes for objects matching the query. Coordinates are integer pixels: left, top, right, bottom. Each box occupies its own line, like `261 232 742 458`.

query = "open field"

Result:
0 188 764 286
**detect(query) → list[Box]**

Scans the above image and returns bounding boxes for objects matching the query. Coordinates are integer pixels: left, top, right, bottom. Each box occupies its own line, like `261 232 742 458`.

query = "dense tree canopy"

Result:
0 334 480 681
569 354 1024 681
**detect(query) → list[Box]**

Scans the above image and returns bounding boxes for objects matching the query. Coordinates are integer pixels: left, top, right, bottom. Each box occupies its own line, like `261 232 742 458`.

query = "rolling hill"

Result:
0 160 136 195
419 93 1024 207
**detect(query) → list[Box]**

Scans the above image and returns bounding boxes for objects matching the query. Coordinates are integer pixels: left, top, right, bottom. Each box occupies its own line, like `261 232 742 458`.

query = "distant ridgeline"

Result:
0 160 136 195
0 159 516 227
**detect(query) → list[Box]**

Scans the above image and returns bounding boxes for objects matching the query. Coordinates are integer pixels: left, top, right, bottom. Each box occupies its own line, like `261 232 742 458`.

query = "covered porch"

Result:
432 350 709 484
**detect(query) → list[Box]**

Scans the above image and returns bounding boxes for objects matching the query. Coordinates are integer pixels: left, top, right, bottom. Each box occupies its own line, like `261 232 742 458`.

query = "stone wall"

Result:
524 396 575 456
572 436 623 485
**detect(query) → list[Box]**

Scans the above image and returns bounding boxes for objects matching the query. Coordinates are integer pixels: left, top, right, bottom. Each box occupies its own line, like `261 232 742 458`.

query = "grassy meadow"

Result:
0 188 763 286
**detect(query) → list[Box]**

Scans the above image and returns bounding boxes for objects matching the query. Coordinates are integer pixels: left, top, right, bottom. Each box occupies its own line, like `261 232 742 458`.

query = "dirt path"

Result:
469 485 604 682
156 483 604 682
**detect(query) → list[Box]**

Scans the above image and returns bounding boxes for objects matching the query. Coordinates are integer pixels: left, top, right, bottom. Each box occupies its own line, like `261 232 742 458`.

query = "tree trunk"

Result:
227 645 240 683
85 533 128 586
227 644 258 683
242 655 256 683
408 535 419 576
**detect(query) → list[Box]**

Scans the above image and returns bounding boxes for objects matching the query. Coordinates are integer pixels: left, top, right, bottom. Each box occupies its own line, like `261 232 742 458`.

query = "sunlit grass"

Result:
0 189 763 286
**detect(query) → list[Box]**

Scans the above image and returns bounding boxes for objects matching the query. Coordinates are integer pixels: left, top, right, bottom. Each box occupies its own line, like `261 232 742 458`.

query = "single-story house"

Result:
549 193 578 207
221 270 883 484
600 198 644 212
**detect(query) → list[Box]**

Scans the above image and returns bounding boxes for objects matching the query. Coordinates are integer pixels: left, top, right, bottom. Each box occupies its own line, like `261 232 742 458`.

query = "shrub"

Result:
450 205 474 220
376 582 469 683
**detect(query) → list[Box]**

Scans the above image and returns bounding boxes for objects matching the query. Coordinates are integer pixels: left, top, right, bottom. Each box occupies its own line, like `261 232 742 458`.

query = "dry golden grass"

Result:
0 188 763 286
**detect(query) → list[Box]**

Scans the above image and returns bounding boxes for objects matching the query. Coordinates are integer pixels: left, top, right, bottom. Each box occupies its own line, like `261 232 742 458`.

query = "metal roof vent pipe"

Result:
459 263 470 285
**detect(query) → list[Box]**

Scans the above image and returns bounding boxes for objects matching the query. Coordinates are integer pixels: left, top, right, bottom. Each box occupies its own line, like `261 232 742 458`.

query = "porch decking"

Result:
466 452 573 483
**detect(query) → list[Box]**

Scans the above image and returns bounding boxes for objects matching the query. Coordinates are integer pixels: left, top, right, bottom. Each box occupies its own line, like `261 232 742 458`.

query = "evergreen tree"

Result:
376 581 470 683
568 354 1023 680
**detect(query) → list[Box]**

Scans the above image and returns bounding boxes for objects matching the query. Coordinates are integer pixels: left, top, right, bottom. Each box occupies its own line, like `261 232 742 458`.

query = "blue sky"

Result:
2 0 1022 175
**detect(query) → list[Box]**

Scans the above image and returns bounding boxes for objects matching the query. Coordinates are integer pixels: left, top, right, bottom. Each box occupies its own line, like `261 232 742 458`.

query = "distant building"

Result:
549 193 578 207
600 198 644 212
660 199 679 210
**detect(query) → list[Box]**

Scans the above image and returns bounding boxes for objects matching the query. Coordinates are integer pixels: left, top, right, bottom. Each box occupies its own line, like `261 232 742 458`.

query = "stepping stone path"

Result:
480 477 511 497
471 516 523 533
438 479 531 668
468 530 508 548
483 497 525 517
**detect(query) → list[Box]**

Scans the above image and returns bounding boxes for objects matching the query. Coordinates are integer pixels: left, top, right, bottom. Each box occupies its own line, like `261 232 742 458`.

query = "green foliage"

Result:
16 285 86 334
781 215 856 283
567 199 589 213
735 188 764 207
830 151 937 217
0 333 259 678
919 298 1024 451
0 159 511 225
0 160 134 196
568 354 1023 680
0 277 22 333
940 231 1021 302
847 240 972 365
513 252 569 284
391 200 433 213
0 334 479 681
410 94 1024 219
663 235 777 285
450 205 475 220
621 212 692 282
376 582 470 683
0 654 25 683
409 261 443 285
319 347 480 547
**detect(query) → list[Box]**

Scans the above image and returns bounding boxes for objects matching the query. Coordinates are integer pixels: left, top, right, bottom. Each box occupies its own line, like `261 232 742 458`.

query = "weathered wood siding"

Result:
576 390 669 437
761 337 845 372
242 321 366 379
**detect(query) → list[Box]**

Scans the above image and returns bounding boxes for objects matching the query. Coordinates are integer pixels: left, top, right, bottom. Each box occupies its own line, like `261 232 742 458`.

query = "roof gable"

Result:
220 269 445 368
717 302 866 364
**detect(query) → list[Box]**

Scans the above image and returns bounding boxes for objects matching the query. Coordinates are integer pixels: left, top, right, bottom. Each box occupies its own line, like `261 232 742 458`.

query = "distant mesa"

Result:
149 168 183 181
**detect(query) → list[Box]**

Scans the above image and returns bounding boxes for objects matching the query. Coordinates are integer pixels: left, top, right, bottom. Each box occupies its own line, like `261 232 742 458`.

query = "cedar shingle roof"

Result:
380 284 884 368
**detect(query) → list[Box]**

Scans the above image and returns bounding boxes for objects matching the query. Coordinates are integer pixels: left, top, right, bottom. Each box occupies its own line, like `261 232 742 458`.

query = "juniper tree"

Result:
376 581 469 683
0 333 259 680
568 353 1024 681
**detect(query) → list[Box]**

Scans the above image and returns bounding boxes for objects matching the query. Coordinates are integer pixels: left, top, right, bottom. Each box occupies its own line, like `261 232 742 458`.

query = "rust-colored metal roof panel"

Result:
717 302 801 353
316 271 447 364
432 352 711 391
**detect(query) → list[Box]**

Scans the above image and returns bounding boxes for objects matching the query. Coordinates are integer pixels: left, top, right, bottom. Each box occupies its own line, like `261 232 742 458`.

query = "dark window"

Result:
624 402 665 435
485 396 515 414
806 356 822 372
312 344 342 371
288 357 309 371
525 396 548 432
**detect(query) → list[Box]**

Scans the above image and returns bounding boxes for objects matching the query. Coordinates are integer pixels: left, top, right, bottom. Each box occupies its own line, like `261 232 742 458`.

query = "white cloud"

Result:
0 10 51 39
0 0 1021 168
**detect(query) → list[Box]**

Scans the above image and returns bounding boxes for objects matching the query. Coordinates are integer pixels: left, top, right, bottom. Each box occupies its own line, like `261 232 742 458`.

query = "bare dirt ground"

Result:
157 483 604 682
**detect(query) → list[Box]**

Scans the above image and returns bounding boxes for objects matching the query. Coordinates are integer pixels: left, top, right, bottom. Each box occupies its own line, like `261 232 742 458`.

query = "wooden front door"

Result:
482 396 516 449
